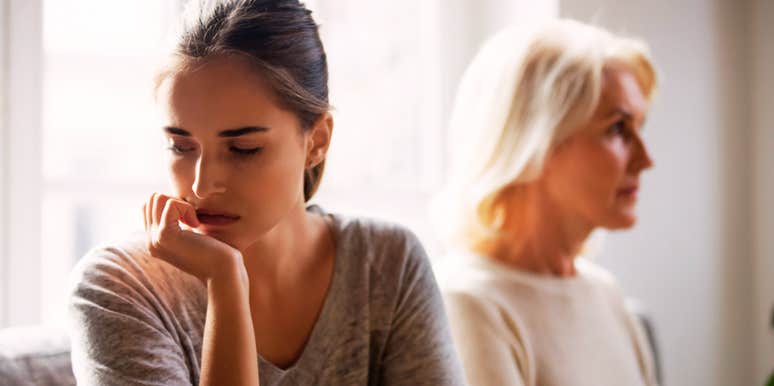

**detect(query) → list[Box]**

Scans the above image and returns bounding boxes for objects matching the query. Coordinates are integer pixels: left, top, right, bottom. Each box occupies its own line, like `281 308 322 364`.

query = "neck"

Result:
240 202 327 288
482 185 594 277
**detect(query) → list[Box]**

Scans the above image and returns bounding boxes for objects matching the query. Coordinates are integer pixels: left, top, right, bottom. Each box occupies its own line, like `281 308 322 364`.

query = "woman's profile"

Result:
435 19 660 386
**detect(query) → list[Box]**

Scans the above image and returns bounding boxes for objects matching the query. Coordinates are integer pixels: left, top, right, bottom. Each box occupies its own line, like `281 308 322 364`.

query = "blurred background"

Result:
0 0 771 385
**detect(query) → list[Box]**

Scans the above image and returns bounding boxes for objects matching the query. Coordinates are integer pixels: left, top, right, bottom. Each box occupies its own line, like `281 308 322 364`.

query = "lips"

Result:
617 186 639 196
195 209 240 226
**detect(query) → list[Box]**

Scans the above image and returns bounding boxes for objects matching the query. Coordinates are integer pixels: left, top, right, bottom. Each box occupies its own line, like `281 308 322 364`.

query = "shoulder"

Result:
575 258 624 295
575 259 639 321
442 287 501 322
67 235 202 385
335 213 424 252
441 276 532 367
437 251 523 306
67 232 203 315
68 233 150 296
437 254 512 324
332 213 430 272
70 233 173 290
330 213 444 314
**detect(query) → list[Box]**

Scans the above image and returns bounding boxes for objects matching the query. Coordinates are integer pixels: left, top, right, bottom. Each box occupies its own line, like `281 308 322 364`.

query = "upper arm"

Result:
442 291 527 386
67 256 193 386
377 234 466 386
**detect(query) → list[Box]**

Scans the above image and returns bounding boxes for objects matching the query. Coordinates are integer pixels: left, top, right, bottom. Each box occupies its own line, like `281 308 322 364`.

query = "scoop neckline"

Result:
256 205 343 376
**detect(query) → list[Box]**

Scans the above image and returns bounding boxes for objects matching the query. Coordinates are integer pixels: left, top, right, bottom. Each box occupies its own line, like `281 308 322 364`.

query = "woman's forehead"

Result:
164 58 272 104
157 59 297 136
595 67 648 120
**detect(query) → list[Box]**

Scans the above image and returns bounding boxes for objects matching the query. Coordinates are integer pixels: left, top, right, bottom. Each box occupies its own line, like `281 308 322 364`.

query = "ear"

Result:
305 112 333 168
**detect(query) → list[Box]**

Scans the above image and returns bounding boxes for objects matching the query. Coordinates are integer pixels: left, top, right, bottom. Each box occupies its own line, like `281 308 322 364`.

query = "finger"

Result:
170 198 201 227
158 200 184 235
146 193 155 229
142 202 148 231
144 195 155 247
162 198 200 229
152 194 171 226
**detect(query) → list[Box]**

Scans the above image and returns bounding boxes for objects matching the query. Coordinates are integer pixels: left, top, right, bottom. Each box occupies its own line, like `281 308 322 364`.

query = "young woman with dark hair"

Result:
66 1 464 385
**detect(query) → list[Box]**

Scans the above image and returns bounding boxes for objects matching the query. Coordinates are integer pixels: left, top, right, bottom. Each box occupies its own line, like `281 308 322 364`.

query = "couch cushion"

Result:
0 326 74 386
0 350 31 386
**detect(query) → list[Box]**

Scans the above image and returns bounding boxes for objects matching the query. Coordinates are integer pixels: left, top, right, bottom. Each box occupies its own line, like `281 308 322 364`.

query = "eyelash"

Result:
167 144 194 154
166 145 263 157
229 146 262 156
608 120 629 137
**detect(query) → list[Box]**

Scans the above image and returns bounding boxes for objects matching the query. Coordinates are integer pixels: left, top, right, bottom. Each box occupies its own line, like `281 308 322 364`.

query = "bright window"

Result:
35 0 444 326
1 0 552 327
40 0 177 324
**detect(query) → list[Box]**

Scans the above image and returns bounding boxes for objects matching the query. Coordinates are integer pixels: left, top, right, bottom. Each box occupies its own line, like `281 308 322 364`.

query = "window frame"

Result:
1 0 44 327
0 0 7 327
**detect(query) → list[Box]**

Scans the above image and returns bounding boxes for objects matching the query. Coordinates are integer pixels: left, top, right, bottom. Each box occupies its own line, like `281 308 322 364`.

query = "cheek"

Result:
545 140 627 208
583 143 628 196
240 144 306 213
168 158 194 195
233 159 304 244
246 158 303 198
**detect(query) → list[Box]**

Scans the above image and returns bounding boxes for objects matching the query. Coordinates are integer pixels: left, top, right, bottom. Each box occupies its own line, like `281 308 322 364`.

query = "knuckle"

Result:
156 225 178 245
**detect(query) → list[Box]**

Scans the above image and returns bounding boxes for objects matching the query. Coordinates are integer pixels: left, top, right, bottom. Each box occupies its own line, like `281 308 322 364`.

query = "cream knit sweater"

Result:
438 252 658 386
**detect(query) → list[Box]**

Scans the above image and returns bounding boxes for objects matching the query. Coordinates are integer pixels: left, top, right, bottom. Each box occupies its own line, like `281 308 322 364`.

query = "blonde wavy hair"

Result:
433 19 657 250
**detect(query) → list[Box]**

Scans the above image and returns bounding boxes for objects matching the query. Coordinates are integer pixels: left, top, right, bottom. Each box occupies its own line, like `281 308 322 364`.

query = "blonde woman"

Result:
435 20 659 386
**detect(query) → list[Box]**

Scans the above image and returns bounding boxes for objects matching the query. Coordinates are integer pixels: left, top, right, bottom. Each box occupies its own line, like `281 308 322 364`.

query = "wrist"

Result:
207 251 249 289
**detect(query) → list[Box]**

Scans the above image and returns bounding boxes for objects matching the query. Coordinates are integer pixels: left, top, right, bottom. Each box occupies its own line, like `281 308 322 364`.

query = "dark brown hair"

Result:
159 0 329 201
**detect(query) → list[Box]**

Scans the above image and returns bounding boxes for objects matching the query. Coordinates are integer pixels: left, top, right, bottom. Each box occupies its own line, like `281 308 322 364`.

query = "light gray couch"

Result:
0 326 74 386
0 302 662 386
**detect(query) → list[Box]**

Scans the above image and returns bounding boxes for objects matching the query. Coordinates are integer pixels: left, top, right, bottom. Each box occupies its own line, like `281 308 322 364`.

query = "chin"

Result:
604 213 638 230
196 228 246 250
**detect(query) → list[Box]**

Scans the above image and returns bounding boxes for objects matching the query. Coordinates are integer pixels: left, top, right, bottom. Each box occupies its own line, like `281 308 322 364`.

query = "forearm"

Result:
199 263 260 386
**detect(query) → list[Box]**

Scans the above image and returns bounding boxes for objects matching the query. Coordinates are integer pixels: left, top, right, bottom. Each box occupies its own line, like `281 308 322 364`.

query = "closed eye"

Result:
230 146 262 156
167 144 196 154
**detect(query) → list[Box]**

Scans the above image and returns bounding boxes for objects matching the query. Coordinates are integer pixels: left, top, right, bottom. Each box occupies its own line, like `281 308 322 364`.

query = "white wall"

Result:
438 0 558 131
751 0 774 382
560 0 760 385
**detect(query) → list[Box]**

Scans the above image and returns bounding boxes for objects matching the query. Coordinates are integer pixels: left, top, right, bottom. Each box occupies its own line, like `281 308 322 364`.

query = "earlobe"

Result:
306 148 325 168
306 112 333 168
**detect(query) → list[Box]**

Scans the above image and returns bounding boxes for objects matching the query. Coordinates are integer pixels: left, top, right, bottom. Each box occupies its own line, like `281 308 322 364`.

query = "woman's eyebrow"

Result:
608 107 633 120
164 126 191 136
162 126 270 137
607 107 648 128
218 126 270 137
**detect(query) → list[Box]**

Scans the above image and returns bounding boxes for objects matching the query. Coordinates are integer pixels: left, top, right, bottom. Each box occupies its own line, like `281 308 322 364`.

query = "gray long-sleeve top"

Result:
67 208 465 386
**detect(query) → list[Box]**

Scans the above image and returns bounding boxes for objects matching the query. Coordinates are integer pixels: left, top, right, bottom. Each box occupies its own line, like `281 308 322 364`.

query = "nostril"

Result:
192 179 227 199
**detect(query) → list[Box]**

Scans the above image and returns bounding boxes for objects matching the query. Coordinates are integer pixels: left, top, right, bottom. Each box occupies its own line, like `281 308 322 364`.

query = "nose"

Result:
192 153 227 199
630 135 654 173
